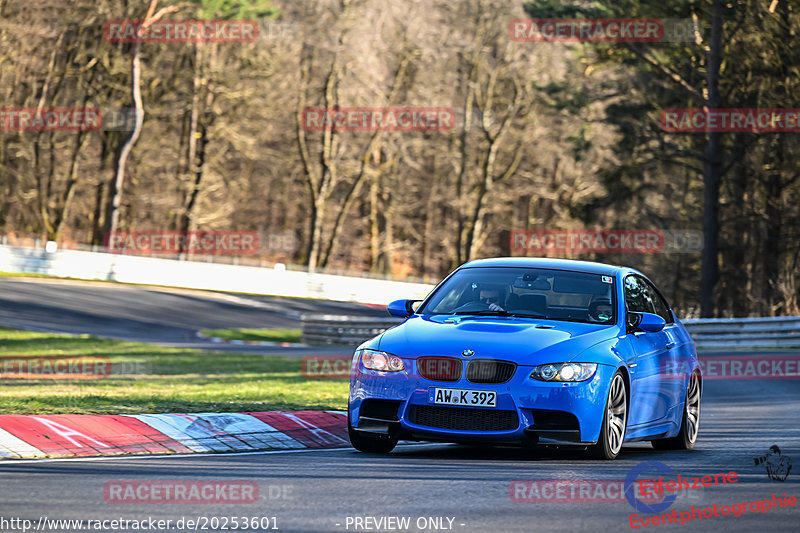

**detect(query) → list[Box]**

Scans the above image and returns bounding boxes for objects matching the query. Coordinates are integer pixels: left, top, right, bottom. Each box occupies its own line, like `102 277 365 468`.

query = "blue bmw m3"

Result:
348 257 702 459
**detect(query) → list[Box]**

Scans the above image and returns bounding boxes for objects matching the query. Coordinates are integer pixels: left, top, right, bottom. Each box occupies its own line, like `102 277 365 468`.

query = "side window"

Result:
642 278 673 324
624 276 653 314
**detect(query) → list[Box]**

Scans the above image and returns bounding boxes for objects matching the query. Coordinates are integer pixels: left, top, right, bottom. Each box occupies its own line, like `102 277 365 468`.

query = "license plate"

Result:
428 387 496 408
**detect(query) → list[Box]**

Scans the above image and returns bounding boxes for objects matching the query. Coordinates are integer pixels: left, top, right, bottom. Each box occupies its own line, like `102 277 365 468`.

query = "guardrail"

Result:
302 314 800 349
683 316 800 349
301 315 403 345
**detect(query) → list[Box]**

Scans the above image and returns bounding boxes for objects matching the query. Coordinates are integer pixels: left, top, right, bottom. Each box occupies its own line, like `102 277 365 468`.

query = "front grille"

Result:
417 356 462 382
408 405 519 432
466 359 516 384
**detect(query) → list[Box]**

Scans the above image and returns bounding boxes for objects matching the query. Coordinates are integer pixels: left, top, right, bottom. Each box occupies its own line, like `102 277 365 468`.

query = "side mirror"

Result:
630 312 666 333
387 299 421 318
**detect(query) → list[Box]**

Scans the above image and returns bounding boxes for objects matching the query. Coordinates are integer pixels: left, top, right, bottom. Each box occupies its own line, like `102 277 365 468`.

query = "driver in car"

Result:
479 287 506 312
588 298 613 323
452 283 509 313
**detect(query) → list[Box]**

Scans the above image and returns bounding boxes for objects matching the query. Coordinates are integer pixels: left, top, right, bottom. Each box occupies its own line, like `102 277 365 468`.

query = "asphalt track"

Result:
0 277 798 532
0 277 385 355
0 378 797 532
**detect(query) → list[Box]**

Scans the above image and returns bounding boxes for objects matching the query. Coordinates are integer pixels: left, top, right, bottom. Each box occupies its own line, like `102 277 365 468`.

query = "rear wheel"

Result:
348 412 399 453
652 371 700 450
589 371 627 460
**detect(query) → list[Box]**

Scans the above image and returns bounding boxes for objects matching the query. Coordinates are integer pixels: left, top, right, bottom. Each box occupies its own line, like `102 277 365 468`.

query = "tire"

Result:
589 371 627 460
348 412 399 454
652 371 700 450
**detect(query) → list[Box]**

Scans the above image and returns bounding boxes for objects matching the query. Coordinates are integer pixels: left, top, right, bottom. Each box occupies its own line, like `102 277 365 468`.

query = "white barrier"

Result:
0 245 434 305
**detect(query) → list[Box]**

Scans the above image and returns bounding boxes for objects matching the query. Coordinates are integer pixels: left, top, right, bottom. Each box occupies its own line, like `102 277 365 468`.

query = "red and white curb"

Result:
0 410 348 459
195 331 307 348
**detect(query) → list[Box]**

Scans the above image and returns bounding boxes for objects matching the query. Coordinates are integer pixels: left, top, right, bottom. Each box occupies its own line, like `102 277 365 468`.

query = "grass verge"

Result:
0 327 346 415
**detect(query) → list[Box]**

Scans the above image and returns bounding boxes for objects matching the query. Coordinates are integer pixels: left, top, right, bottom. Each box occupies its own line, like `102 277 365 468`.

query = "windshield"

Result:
419 267 616 324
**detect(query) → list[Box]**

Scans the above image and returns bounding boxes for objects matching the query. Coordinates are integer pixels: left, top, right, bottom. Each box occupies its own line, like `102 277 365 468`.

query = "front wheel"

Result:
589 371 627 460
652 371 700 450
348 413 399 453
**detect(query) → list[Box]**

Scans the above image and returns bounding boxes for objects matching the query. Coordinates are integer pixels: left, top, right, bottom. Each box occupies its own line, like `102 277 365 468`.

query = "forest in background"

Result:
0 0 798 318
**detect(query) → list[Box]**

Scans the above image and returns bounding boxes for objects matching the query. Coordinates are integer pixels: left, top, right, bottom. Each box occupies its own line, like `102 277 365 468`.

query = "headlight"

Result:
531 362 597 382
360 349 405 372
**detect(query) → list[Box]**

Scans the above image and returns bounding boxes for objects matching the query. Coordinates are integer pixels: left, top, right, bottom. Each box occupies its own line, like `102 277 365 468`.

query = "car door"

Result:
624 275 672 426
641 278 686 413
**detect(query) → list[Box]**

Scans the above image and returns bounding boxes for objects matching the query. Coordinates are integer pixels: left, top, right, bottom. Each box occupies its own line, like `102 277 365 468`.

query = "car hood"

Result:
377 315 619 365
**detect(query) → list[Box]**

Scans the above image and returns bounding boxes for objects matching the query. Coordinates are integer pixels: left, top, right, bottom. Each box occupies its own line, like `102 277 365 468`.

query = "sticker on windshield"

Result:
601 276 613 283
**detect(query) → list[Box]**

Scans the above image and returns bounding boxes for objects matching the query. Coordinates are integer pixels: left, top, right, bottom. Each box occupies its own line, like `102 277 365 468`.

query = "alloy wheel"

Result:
606 374 627 455
685 372 700 444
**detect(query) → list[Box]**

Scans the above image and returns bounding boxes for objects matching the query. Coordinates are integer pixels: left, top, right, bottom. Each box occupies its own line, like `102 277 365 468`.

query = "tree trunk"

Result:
699 0 724 318
105 39 145 237
368 171 380 272
89 181 105 247
420 159 438 277
455 77 476 264
178 42 212 251
728 145 750 317
52 131 90 240
762 144 782 316
307 200 325 270
104 0 178 239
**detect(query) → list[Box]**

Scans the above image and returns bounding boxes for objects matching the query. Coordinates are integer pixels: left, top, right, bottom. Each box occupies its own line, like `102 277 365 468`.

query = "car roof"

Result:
460 257 639 277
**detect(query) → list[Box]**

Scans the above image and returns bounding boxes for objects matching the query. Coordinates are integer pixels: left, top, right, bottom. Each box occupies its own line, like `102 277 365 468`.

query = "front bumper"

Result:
349 357 617 445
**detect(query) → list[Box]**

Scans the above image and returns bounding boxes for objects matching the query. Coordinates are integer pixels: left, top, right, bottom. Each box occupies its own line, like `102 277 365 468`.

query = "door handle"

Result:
665 341 676 350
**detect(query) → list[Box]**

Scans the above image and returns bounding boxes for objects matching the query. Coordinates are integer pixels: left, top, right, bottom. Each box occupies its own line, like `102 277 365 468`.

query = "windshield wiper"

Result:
453 310 510 316
452 310 549 319
507 312 546 318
